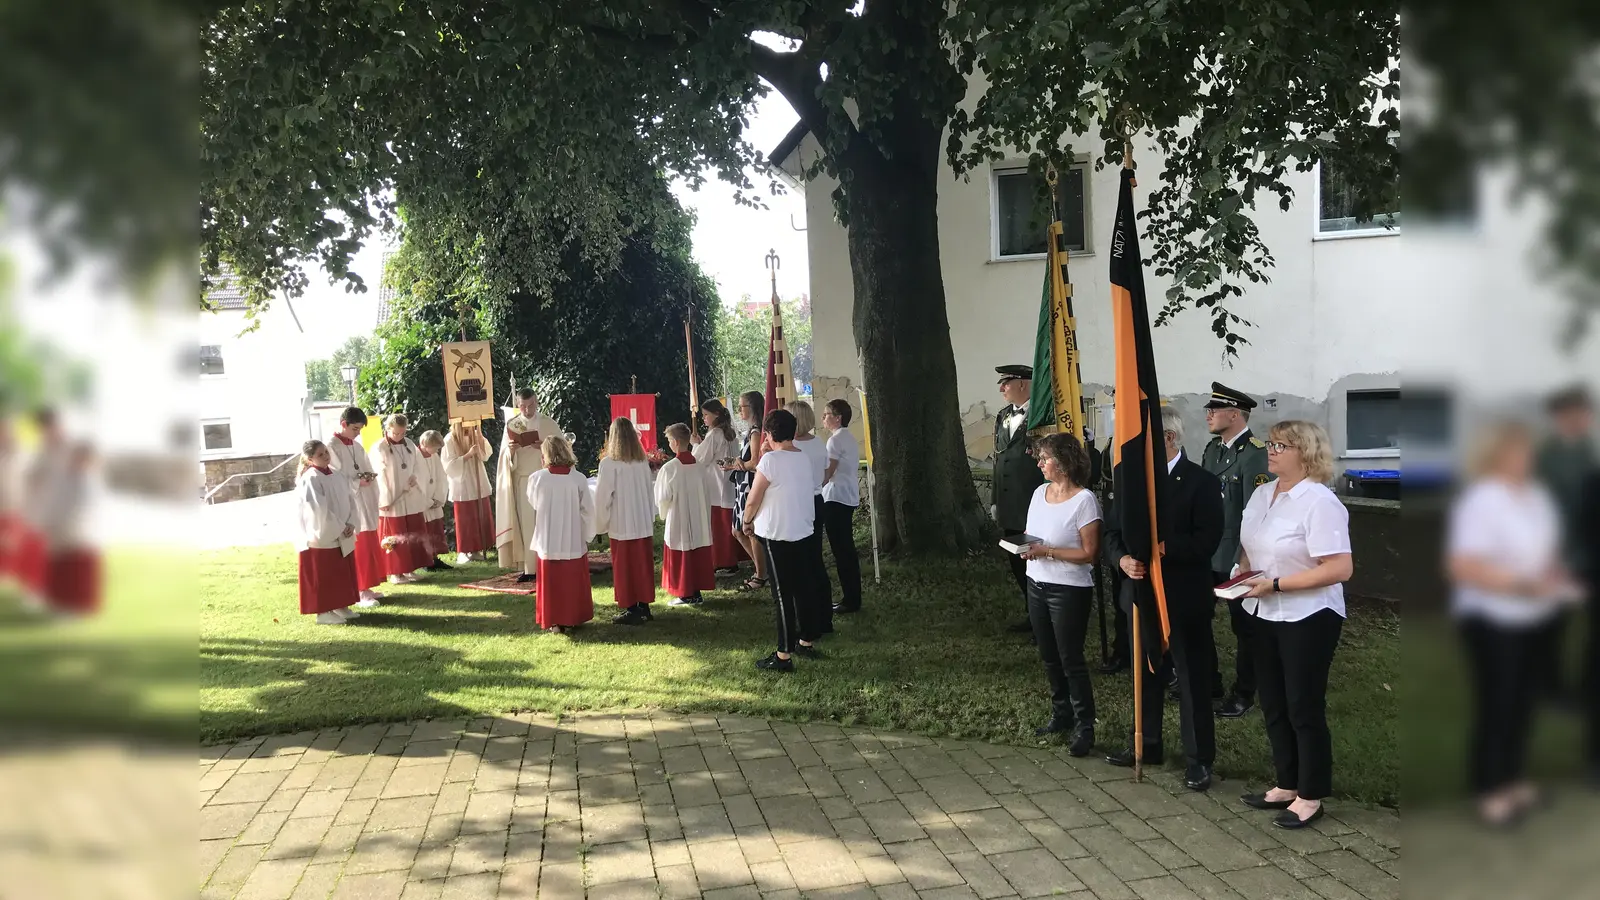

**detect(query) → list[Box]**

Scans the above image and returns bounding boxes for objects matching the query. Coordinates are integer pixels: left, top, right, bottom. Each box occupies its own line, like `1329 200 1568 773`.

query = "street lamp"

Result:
340 364 359 405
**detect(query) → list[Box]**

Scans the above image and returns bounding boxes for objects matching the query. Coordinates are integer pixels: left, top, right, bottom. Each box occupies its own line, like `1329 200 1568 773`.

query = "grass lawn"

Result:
200 538 1401 806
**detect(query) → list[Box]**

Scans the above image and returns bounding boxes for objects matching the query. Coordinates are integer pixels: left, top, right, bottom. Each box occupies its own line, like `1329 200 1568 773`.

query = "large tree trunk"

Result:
844 124 990 555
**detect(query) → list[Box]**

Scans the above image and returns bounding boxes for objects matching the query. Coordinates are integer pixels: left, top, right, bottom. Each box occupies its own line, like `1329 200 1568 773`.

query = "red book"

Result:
1213 571 1264 601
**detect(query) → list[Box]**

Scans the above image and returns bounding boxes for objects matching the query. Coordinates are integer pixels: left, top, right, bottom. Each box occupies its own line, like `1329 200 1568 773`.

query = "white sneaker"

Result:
336 607 360 619
315 612 347 625
362 590 385 600
456 553 473 565
356 597 381 609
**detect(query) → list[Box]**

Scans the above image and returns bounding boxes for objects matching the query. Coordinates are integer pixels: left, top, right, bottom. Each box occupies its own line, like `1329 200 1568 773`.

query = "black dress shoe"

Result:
833 603 861 614
1273 805 1325 830
1008 619 1034 633
1099 659 1128 676
516 573 536 583
1105 747 1163 768
1241 792 1295 810
637 604 654 621
427 559 454 571
1216 695 1254 719
794 643 825 659
611 606 648 625
1033 716 1073 737
1067 728 1096 758
1184 764 1213 792
756 652 795 673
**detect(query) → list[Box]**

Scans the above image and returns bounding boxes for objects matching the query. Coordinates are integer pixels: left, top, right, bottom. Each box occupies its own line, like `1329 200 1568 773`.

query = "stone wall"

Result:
202 452 299 503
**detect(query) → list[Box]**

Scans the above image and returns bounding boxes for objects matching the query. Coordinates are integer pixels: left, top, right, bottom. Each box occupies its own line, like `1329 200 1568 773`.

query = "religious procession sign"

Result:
442 341 496 423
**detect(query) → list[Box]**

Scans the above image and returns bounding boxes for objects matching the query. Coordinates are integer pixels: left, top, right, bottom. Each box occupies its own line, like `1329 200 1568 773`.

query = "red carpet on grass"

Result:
461 552 612 595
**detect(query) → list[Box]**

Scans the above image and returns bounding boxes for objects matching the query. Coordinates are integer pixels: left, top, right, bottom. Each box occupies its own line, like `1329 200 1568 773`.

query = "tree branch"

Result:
748 40 850 148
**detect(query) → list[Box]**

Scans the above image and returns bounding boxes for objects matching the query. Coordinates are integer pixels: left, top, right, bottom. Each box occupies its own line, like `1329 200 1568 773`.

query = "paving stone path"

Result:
200 712 1399 900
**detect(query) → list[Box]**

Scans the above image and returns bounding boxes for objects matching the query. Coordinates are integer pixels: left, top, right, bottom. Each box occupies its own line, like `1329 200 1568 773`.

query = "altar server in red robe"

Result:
691 398 744 572
442 421 494 563
327 407 385 607
294 440 360 624
371 413 433 582
657 423 716 607
417 430 452 570
527 435 595 633
596 417 657 624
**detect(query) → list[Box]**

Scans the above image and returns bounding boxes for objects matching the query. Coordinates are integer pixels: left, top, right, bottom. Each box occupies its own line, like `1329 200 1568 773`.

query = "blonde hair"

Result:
1268 420 1335 484
542 434 577 468
384 413 409 431
663 422 692 450
604 417 648 463
299 439 328 475
418 429 444 451
789 400 816 435
1464 419 1535 479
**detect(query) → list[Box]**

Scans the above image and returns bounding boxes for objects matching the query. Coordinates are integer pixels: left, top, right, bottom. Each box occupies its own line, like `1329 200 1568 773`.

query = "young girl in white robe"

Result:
295 440 360 624
417 430 452 570
595 417 657 624
327 407 385 606
527 435 595 633
371 413 433 582
657 423 716 606
691 398 744 572
442 421 494 563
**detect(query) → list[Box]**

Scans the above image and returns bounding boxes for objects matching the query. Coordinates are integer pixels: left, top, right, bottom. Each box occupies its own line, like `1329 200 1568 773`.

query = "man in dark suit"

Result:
993 364 1046 631
1103 406 1224 791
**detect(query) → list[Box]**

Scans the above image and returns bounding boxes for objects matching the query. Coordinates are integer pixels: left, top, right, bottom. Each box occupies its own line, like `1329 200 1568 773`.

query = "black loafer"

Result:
1099 659 1128 676
1067 729 1096 758
1273 805 1325 830
1185 765 1213 792
794 643 825 659
756 653 794 673
1216 696 1254 719
1241 793 1295 810
1105 747 1163 768
516 573 536 583
833 604 861 614
1033 716 1073 737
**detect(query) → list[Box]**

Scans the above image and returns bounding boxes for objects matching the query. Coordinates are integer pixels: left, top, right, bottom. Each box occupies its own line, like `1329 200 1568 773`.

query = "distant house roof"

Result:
375 251 396 326
204 270 249 311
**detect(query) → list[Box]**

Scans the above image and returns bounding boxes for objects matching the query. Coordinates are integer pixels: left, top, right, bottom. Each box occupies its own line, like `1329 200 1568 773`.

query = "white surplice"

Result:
527 467 595 561
420 450 449 522
297 467 357 555
691 428 737 510
441 428 494 502
371 436 431 518
655 456 714 551
327 435 381 532
495 410 564 572
595 457 656 541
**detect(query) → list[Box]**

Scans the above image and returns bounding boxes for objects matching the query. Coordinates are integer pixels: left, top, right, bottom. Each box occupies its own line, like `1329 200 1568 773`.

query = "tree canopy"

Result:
305 336 378 404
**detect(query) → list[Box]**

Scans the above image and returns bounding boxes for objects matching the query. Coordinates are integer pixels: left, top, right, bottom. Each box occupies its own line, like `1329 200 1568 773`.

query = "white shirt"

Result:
526 467 595 561
371 437 432 518
595 457 657 541
441 430 494 501
823 429 862 507
1238 480 1351 621
327 435 380 532
795 434 828 497
1023 486 1102 586
1007 401 1030 436
691 429 738 509
754 449 816 542
656 455 715 551
420 451 449 521
296 467 356 554
1449 479 1567 627
1167 452 1181 475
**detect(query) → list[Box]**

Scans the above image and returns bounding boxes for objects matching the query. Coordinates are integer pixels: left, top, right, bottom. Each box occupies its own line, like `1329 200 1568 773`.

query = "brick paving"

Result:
199 712 1399 899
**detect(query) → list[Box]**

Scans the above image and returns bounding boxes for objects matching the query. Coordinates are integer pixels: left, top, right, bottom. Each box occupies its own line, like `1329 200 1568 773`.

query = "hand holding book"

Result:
1214 571 1265 601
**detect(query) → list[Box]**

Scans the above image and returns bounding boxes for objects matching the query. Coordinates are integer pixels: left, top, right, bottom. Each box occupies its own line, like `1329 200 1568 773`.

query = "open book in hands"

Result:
1213 571 1264 601
998 534 1044 555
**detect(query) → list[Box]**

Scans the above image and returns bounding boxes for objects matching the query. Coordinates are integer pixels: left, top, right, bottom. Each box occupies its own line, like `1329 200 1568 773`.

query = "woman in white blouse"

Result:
1448 420 1581 826
742 409 822 673
1235 421 1353 830
596 418 658 625
1018 432 1102 758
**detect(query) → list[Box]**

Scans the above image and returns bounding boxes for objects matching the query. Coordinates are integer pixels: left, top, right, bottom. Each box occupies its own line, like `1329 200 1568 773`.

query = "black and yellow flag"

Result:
1109 167 1170 663
1026 218 1085 440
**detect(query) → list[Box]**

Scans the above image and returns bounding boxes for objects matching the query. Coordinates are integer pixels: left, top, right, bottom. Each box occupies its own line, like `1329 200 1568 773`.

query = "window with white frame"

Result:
200 344 225 376
202 419 233 452
1346 389 1401 452
1316 155 1400 236
992 163 1088 259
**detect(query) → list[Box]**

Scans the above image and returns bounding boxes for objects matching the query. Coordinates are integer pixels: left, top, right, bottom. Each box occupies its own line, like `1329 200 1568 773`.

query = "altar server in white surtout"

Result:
443 421 495 563
327 406 385 607
657 423 716 607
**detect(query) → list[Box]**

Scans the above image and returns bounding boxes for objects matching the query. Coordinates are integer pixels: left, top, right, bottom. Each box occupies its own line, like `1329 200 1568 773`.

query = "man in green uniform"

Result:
1201 382 1272 718
1536 385 1595 707
994 364 1045 631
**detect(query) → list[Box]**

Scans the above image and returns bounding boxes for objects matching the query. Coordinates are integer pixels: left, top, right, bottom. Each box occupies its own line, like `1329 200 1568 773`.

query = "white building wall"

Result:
197 306 309 460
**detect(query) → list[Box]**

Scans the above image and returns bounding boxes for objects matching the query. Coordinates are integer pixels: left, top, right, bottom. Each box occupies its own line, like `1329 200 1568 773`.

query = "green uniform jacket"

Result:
993 407 1045 533
1201 429 1273 575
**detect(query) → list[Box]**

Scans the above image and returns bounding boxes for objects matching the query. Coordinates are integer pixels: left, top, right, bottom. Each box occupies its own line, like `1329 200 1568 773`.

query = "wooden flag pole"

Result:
685 308 700 426
1132 603 1144 782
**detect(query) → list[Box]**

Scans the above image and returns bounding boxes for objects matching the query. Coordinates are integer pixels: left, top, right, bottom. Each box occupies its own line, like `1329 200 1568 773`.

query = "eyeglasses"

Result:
1265 441 1293 454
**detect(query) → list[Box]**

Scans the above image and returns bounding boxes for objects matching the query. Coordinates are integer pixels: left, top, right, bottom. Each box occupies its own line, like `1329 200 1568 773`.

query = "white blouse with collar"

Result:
1238 479 1351 622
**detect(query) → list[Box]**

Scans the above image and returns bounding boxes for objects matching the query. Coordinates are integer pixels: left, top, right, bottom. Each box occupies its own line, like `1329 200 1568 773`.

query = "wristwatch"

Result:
1272 577 1282 593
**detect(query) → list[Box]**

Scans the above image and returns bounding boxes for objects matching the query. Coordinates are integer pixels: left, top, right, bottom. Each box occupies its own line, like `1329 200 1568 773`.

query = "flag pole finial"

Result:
765 249 781 302
1116 107 1143 172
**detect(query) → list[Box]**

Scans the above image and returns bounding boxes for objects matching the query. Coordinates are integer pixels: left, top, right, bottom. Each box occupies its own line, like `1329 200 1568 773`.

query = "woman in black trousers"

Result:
1018 433 1102 757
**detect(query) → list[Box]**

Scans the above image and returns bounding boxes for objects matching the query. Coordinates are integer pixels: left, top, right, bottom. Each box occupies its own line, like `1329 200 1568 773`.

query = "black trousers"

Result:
1168 598 1219 766
822 501 862 609
764 538 813 652
1218 571 1257 701
805 496 833 633
1254 608 1343 800
1007 553 1029 616
1028 579 1096 729
1586 592 1600 770
1462 616 1558 794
